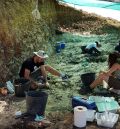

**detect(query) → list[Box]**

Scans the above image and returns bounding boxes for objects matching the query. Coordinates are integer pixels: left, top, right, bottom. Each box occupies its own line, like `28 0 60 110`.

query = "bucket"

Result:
81 73 95 86
61 42 65 49
14 78 30 97
55 42 61 53
26 91 48 116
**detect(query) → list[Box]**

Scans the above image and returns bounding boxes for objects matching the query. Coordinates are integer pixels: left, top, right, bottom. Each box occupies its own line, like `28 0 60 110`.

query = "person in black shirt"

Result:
19 50 68 89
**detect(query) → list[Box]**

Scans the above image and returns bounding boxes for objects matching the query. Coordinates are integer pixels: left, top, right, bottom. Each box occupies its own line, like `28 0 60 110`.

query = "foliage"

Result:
0 0 120 82
0 0 57 82
55 3 120 34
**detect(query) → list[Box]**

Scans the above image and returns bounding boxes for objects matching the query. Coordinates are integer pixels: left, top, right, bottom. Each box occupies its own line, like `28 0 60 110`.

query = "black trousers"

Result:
86 47 101 54
108 76 120 90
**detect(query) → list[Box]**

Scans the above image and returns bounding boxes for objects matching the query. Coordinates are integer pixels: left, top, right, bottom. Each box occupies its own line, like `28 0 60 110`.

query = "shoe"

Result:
62 74 69 81
79 86 92 95
35 114 44 122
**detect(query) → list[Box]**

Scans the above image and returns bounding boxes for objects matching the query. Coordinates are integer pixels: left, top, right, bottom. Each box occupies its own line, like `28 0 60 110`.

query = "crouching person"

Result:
19 50 68 90
85 41 101 55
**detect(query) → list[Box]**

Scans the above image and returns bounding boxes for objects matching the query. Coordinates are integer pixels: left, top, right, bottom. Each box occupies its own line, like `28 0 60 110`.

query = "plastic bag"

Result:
32 0 41 20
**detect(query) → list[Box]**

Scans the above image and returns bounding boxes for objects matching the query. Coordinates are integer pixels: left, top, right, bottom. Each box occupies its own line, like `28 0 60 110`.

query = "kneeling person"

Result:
85 41 101 55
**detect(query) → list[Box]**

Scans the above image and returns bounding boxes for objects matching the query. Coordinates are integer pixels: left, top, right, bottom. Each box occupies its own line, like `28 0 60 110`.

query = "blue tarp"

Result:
59 0 120 11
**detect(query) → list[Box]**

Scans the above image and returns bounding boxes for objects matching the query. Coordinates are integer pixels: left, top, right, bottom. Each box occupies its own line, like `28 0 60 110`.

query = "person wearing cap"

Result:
19 50 68 89
85 41 101 55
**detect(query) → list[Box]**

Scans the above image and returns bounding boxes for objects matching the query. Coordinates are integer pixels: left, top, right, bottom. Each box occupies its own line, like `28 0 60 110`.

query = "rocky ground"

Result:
1 32 120 129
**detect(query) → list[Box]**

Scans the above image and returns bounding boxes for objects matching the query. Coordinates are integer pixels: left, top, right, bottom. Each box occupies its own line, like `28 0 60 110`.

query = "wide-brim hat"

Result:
33 50 48 58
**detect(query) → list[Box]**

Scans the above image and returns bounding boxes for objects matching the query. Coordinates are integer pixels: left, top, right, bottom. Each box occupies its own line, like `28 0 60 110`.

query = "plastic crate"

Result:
95 112 119 128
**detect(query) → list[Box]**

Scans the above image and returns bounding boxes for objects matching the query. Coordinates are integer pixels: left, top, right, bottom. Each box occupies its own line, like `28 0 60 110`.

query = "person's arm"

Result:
24 69 31 79
106 63 120 76
24 68 40 89
40 65 48 84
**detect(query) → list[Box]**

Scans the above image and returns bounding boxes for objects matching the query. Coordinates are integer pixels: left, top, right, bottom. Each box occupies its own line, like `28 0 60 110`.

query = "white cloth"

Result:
86 43 97 50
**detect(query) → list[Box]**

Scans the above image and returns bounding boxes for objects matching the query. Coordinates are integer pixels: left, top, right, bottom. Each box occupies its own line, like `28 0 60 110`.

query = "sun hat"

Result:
33 50 48 58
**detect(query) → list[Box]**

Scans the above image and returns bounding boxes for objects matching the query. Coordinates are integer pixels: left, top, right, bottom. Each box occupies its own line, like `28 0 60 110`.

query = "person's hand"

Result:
31 81 44 89
37 82 49 89
1 88 8 96
100 71 111 76
99 71 105 74
105 72 112 76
